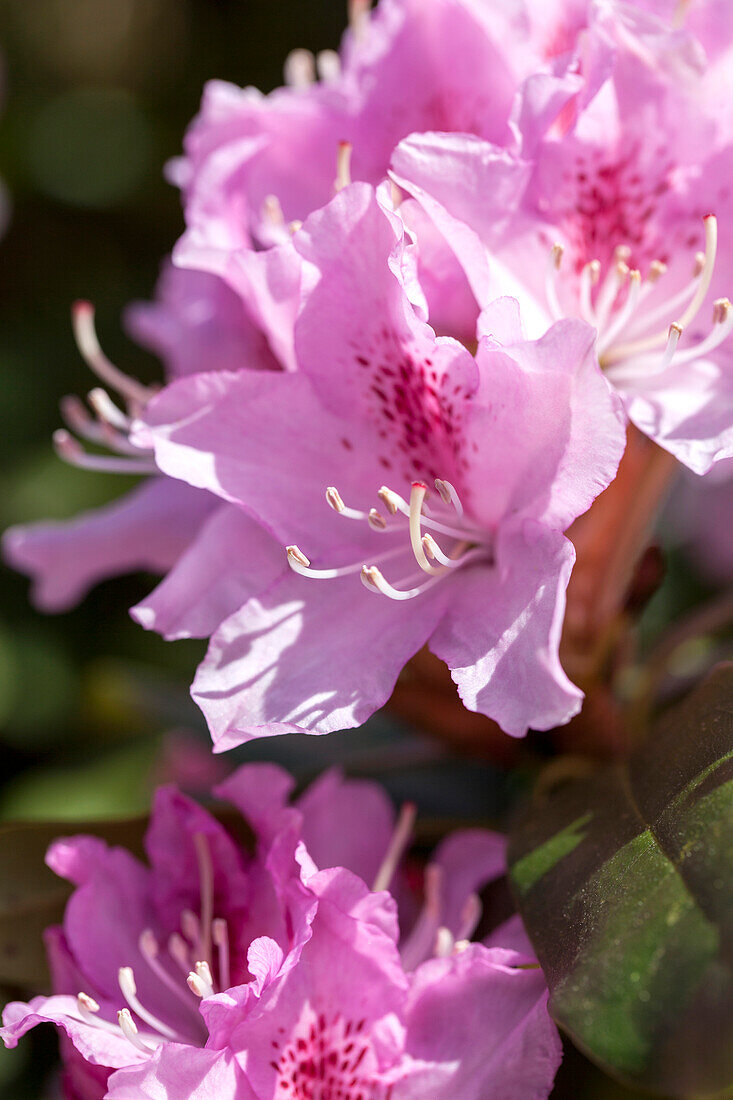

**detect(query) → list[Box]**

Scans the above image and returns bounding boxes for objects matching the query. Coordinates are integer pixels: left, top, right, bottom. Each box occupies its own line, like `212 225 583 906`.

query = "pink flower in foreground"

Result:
391 1 733 475
135 182 625 745
2 765 560 1099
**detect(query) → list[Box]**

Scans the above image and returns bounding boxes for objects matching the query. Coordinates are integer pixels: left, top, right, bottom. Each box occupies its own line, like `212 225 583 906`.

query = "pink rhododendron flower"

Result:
2 765 560 1099
135 182 625 745
391 1 733 475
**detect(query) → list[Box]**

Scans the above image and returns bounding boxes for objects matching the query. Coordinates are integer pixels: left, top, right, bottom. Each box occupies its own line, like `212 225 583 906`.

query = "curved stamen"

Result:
456 893 482 943
400 865 443 971
544 243 564 321
372 802 417 893
360 564 444 601
381 485 485 542
53 430 158 475
286 543 404 579
118 1008 155 1054
579 260 601 324
212 919 230 992
409 483 442 576
349 0 370 36
139 931 202 1015
606 215 717 364
168 933 192 974
263 194 285 227
118 967 182 1042
598 268 641 356
434 478 464 518
72 302 151 407
672 299 733 365
194 833 214 968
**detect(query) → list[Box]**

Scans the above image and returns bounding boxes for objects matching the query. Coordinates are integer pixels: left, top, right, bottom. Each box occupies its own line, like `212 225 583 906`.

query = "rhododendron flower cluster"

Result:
2 765 560 1099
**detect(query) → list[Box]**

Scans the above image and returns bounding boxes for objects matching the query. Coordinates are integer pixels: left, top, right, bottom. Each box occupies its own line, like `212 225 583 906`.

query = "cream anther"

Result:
713 297 731 324
139 929 159 959
551 242 564 270
326 486 345 512
283 48 316 88
194 961 215 997
181 909 201 947
649 260 667 283
78 992 100 1014
263 194 285 227
316 49 340 82
287 545 311 568
368 508 387 530
544 245 564 320
118 1008 154 1053
435 928 455 958
378 486 400 515
372 801 417 893
289 219 303 235
349 0 371 36
614 245 632 264
335 141 353 193
187 972 209 999
422 533 437 560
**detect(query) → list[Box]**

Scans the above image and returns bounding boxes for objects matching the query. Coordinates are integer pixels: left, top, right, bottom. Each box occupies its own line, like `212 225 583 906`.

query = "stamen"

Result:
434 477 464 517
368 508 388 530
421 534 479 569
400 865 444 972
117 1008 155 1054
168 933 192 973
77 992 100 1014
435 927 455 958
378 486 400 515
604 216 718 364
672 0 691 28
598 269 641 355
648 259 667 284
263 194 285 227
52 429 158 475
87 387 132 432
408 482 442 575
595 255 627 329
289 219 303 235
334 141 352 193
672 299 733 366
194 833 214 967
380 485 484 541
544 243 564 320
181 910 201 954
194 961 215 998
360 564 443 601
325 485 374 522
283 48 315 88
212 918 230 991
186 972 210 999
118 967 180 1041
677 215 718 329
316 49 340 82
579 260 601 324
372 802 417 893
456 893 482 942
139 930 199 1012
349 0 371 37
71 302 151 407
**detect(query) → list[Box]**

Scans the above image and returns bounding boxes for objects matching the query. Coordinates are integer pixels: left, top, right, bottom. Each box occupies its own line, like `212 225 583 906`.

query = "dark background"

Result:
0 2 708 1095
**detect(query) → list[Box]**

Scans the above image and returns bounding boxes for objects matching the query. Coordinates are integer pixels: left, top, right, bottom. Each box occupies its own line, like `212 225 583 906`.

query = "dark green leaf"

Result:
508 664 733 1099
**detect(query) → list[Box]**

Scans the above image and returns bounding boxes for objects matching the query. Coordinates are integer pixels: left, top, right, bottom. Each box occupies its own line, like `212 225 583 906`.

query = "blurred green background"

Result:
0 2 722 1095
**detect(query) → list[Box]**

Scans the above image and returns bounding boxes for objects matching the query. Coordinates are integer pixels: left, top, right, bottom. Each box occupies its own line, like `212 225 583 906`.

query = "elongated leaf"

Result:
508 664 733 1098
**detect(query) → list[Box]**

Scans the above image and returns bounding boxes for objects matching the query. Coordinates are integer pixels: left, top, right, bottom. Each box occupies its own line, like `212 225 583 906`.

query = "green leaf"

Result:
508 664 733 1099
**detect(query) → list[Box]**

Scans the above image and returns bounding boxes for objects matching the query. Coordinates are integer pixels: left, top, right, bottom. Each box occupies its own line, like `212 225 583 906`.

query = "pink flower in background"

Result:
2 765 560 1100
391 1 733 475
137 182 625 745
